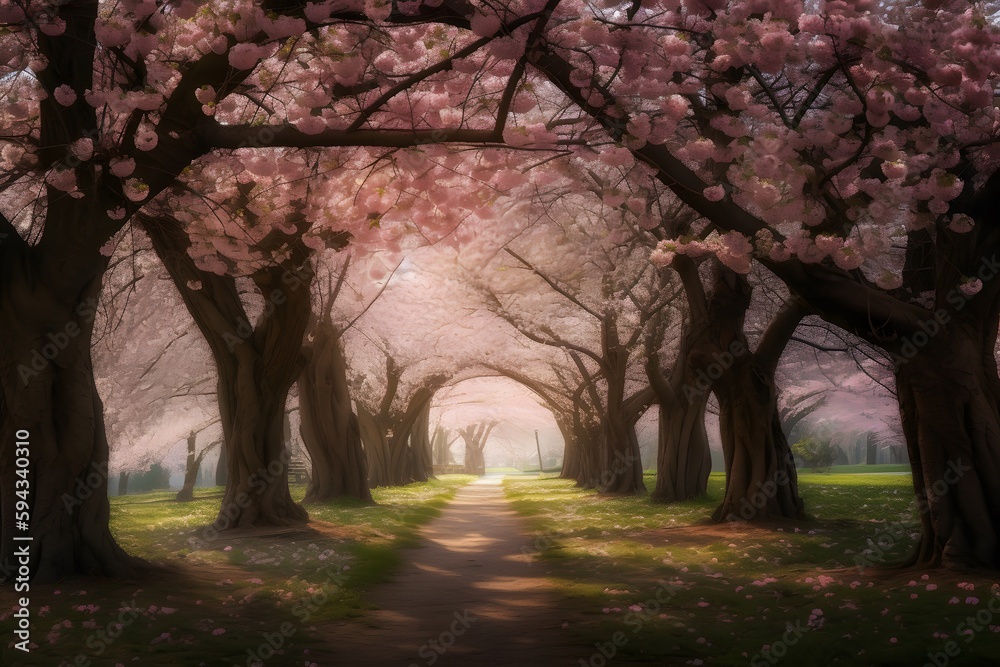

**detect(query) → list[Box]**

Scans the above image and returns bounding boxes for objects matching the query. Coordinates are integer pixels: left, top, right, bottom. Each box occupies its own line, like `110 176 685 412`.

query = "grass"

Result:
1 475 475 667
821 463 911 474
505 472 1000 666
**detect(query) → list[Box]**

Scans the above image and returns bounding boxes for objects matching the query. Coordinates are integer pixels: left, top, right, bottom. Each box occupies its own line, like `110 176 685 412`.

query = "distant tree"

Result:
792 438 840 472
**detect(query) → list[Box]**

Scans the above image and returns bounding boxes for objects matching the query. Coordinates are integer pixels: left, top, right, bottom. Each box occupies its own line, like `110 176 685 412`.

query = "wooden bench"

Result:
287 459 309 483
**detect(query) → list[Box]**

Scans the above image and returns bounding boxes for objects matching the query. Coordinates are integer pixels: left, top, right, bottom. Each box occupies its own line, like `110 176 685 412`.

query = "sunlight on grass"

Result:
505 473 1000 666
2 475 474 667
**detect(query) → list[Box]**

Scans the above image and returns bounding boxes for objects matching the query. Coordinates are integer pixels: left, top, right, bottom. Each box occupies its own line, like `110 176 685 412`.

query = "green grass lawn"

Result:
2 475 474 667
505 472 1000 666
818 463 912 474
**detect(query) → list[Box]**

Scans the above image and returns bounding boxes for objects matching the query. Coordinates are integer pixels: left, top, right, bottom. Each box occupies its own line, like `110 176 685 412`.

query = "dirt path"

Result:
318 476 592 665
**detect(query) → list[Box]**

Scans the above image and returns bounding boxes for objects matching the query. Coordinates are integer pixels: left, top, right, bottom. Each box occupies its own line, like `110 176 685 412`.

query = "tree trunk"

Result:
215 444 227 487
143 217 312 530
358 407 397 487
568 423 603 489
409 402 434 482
464 442 486 475
652 394 712 502
118 471 130 496
175 432 199 502
894 324 1000 569
0 271 147 582
213 290 310 528
713 358 804 522
707 272 804 522
459 423 494 476
432 427 452 466
597 344 645 494
298 322 372 503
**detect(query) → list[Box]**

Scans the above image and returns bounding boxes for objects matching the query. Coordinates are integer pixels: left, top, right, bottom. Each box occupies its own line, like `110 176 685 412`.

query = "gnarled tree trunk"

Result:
0 268 147 582
175 432 217 502
459 422 495 476
895 322 1000 568
298 321 372 503
709 271 804 522
142 216 311 530
596 343 645 495
409 402 434 482
651 390 711 502
713 360 803 521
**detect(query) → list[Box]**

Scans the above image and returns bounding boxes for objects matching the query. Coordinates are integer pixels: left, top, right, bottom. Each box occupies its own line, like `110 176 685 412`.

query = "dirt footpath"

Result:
319 476 593 666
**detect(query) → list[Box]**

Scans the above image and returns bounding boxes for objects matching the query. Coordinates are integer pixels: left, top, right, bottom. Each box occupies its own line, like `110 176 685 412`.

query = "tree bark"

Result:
298 322 372 503
358 355 440 488
460 423 494 476
595 336 645 494
142 216 311 530
409 402 434 482
176 434 217 503
894 323 1000 569
358 407 395 487
176 432 199 502
215 445 228 487
651 390 711 502
709 271 804 522
0 267 148 582
713 360 804 521
432 427 453 465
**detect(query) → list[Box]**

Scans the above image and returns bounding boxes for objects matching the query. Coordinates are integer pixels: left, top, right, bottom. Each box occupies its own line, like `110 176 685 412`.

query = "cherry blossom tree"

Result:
479 193 671 493
516 0 1000 567
458 421 496 475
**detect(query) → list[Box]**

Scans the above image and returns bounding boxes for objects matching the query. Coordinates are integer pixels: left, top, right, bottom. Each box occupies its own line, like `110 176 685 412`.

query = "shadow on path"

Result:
320 476 592 665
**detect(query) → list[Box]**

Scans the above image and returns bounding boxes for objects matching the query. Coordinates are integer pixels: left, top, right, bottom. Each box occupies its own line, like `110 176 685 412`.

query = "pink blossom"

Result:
46 168 77 192
110 158 136 178
703 185 725 202
228 43 267 70
53 85 77 107
134 128 158 151
304 2 333 23
470 12 501 37
195 86 217 105
948 214 975 234
39 18 66 37
959 279 982 297
875 272 903 290
69 138 93 162
123 178 148 202
881 161 907 180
